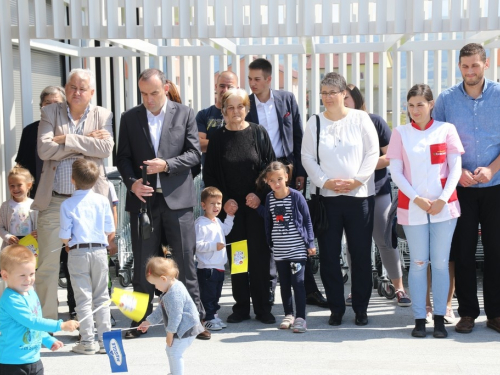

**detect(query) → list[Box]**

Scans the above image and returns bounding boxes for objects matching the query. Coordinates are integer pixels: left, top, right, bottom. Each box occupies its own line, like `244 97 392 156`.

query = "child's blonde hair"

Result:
200 186 222 203
72 159 100 190
145 256 179 279
8 167 34 189
0 245 35 272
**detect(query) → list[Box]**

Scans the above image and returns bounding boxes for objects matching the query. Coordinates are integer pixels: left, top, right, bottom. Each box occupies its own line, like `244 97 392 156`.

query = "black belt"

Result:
52 191 72 197
70 243 106 250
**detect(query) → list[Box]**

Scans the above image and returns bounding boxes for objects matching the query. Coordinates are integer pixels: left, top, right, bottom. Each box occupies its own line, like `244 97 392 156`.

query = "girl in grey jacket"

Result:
138 257 204 375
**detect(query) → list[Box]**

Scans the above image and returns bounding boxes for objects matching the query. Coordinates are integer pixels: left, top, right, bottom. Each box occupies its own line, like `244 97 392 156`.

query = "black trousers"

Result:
318 196 374 315
226 204 272 318
0 360 43 375
59 247 76 314
451 185 500 320
130 193 204 321
276 259 306 319
270 255 321 295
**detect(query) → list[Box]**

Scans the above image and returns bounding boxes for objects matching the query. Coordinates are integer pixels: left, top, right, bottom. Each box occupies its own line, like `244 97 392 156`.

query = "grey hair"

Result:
320 72 347 92
67 69 96 90
138 68 167 85
39 86 65 108
221 88 250 115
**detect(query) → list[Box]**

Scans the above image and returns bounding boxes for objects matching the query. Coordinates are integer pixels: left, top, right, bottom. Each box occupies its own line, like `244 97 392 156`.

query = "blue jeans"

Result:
197 268 224 321
166 335 196 375
275 259 306 319
403 218 457 319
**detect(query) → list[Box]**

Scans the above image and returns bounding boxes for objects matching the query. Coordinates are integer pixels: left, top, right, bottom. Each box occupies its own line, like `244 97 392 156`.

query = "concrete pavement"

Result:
43 273 500 375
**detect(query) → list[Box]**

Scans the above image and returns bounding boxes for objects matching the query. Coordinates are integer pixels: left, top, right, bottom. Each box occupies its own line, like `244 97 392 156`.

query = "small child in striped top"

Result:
255 161 316 333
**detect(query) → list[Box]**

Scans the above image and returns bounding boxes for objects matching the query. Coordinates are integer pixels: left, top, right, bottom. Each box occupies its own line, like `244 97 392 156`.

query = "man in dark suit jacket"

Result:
116 69 208 339
246 58 328 308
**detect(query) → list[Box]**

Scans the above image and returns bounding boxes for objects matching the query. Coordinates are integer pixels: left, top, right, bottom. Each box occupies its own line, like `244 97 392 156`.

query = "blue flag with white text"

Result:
103 330 128 373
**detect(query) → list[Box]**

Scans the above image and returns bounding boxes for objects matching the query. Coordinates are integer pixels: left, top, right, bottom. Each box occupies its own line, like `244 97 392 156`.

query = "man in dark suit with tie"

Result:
116 68 209 339
246 58 328 308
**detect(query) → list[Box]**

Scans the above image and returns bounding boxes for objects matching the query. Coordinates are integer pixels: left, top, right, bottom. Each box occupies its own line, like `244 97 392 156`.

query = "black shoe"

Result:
328 312 343 326
411 319 426 338
256 313 276 324
69 312 77 321
306 291 328 308
124 329 142 339
355 312 368 326
196 329 211 340
226 313 251 323
269 289 275 306
433 315 448 338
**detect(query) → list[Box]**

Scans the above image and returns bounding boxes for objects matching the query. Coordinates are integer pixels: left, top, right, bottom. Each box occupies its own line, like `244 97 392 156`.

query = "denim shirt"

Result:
433 79 500 188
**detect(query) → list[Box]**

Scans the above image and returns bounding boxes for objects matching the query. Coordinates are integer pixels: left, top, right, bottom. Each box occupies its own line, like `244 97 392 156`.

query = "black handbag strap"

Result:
314 115 321 196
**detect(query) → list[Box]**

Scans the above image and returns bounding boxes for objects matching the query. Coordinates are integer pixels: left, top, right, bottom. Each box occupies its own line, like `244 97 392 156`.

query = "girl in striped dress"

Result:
255 162 316 333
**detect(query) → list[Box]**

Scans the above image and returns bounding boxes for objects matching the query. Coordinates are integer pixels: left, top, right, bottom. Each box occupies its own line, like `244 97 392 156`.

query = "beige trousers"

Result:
34 195 66 319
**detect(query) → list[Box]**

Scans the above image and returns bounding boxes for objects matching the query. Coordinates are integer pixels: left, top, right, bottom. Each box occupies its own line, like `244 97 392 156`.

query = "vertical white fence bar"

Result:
143 0 156 38
488 0 499 30
219 52 228 73
286 0 297 37
180 41 189 105
468 0 480 31
200 55 215 109
112 56 125 146
125 0 137 38
233 0 243 37
268 0 279 37
283 45 293 92
406 50 413 89
378 51 387 119
52 0 66 38
450 0 461 31
297 53 307 123
88 0 102 38
364 36 374 112
0 1 16 197
17 0 34 126
35 0 47 38
447 47 457 88
86 40 98 107
432 0 443 33
322 0 333 36
179 0 192 39
125 56 138 110
197 0 209 38
376 0 387 35
489 48 498 82
392 44 401 127
70 0 83 39
107 0 120 38
358 0 369 35
162 0 173 38
434 49 442 95
271 53 280 90
340 0 350 35
0 55 4 201
310 52 320 116
251 0 262 37
215 0 225 37
192 41 201 112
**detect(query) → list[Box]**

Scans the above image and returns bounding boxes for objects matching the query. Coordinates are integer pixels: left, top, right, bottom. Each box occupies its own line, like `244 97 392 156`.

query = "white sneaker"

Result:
214 315 227 328
72 341 98 355
204 319 223 331
444 307 456 324
292 318 307 333
98 341 106 354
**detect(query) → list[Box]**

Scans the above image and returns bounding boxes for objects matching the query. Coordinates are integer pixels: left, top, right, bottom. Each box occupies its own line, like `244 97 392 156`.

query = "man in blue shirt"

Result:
433 43 500 335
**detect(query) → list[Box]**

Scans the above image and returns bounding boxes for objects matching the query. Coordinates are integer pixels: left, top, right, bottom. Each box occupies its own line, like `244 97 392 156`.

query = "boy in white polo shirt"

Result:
195 187 237 331
59 159 115 354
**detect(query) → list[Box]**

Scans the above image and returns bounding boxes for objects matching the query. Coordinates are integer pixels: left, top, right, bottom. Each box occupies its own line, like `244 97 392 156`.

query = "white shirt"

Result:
195 215 234 270
301 109 379 198
146 100 168 189
255 90 284 158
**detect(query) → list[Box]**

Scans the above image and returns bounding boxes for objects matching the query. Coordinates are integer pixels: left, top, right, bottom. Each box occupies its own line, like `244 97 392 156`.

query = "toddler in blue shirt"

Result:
0 245 79 374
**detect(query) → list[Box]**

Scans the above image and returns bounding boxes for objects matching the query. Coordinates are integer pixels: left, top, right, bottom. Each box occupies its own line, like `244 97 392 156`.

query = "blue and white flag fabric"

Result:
103 330 128 373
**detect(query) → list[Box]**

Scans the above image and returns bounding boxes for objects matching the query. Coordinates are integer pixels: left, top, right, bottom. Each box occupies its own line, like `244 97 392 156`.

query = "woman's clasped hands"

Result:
413 196 446 215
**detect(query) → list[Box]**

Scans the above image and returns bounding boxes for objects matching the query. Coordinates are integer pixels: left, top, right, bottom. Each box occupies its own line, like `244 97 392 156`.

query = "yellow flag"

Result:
230 240 248 275
111 288 149 322
19 235 39 268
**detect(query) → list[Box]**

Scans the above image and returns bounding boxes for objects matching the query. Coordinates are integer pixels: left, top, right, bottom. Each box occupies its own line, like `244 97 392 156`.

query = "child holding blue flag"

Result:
138 257 204 375
0 245 79 374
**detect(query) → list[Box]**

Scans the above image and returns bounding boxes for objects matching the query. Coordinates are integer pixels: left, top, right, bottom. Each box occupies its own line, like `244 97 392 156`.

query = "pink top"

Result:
386 120 465 225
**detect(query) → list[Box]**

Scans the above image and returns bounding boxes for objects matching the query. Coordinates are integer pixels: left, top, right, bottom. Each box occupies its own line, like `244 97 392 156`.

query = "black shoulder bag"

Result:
306 115 329 237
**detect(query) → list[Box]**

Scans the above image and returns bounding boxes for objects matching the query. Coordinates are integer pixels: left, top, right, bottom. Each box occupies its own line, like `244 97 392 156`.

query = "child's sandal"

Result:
279 315 295 329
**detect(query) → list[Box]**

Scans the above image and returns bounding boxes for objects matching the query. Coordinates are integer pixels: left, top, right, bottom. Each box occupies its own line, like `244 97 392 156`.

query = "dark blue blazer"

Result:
246 90 305 178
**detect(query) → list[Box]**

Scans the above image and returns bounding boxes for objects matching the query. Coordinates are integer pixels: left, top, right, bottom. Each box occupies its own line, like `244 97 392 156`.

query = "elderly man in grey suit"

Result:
33 68 114 319
116 68 209 339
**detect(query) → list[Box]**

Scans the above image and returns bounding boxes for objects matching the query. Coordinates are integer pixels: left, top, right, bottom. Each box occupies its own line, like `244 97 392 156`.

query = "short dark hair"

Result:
201 186 223 203
346 84 366 111
248 58 273 77
459 43 487 63
406 83 434 122
72 159 100 190
138 68 167 85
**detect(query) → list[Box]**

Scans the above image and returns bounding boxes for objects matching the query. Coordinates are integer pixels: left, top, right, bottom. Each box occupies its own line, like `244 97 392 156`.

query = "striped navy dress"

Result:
268 194 307 261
